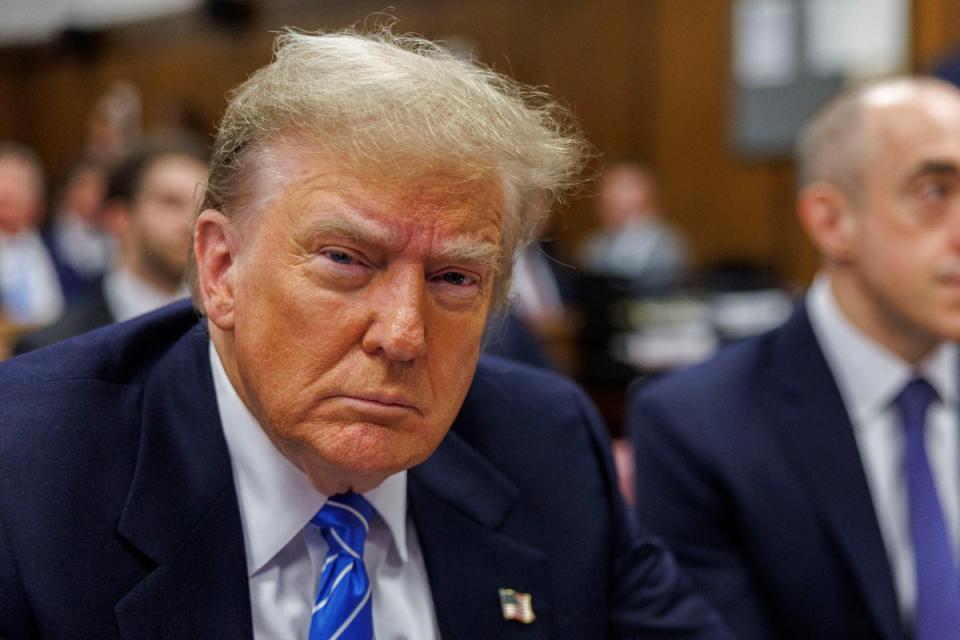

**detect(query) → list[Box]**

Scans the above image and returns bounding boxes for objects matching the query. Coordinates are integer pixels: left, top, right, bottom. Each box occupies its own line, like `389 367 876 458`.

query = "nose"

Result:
361 265 427 362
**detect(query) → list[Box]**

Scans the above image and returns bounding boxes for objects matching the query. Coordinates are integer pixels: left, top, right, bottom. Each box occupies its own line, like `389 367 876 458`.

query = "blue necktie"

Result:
897 378 960 640
309 492 375 640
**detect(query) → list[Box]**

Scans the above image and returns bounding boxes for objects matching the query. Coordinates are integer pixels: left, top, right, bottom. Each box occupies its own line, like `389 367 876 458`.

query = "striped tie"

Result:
308 492 375 640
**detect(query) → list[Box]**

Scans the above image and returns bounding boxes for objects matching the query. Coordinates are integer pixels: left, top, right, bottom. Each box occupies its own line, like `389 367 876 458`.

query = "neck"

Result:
121 255 182 296
829 270 938 364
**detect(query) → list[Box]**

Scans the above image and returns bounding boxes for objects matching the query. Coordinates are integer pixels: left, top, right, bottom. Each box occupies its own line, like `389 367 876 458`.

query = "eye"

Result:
439 271 475 287
912 174 957 212
314 248 372 281
429 268 483 302
324 249 357 265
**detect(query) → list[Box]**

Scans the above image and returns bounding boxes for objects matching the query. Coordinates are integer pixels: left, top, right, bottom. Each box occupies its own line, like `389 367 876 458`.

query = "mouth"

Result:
335 393 422 417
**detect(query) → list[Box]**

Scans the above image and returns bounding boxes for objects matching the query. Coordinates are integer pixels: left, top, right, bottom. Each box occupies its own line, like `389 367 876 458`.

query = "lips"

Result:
335 393 422 416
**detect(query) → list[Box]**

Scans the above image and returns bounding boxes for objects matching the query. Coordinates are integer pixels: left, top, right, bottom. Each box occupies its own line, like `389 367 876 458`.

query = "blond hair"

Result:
190 27 588 308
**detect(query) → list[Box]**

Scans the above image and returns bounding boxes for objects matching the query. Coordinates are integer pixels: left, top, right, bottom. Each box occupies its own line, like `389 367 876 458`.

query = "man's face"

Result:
211 154 503 494
599 166 655 230
130 155 207 288
0 157 41 235
64 166 106 224
843 86 960 360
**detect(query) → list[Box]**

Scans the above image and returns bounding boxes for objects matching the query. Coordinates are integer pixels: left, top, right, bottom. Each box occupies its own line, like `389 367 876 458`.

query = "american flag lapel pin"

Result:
498 588 536 624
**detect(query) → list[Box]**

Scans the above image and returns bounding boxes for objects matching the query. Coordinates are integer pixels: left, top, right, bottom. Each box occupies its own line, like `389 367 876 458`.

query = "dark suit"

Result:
12 282 114 355
0 301 729 639
629 304 905 639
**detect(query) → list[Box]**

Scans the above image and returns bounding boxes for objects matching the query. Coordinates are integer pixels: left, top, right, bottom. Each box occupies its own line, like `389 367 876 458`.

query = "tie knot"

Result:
311 492 375 556
896 377 938 430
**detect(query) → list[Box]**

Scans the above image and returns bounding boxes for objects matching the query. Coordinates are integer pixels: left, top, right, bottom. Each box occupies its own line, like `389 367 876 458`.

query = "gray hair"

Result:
189 27 588 308
795 76 956 202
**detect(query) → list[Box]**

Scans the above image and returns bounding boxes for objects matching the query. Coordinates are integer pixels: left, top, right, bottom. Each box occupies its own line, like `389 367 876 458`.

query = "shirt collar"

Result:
806 273 958 424
103 266 188 322
208 342 410 577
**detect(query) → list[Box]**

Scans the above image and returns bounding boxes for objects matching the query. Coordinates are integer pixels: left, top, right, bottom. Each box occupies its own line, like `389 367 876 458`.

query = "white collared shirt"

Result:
807 274 960 623
209 343 440 640
102 267 188 322
0 229 63 325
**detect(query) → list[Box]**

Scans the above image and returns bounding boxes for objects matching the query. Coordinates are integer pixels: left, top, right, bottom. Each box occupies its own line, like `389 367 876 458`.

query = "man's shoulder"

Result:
1 299 201 390
0 300 207 499
471 354 590 406
456 355 608 470
631 304 812 410
467 355 602 436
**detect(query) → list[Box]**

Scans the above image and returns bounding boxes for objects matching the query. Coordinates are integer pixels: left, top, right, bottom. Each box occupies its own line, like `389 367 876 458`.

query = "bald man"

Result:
629 77 960 640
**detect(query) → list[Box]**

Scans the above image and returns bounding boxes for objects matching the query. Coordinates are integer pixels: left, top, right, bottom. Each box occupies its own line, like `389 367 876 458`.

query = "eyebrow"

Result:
435 238 504 272
305 216 395 246
905 160 960 184
304 216 504 271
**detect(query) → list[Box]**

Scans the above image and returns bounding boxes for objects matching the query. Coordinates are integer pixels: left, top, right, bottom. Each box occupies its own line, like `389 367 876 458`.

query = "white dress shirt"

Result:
0 229 63 325
807 274 960 623
209 343 440 640
102 267 187 322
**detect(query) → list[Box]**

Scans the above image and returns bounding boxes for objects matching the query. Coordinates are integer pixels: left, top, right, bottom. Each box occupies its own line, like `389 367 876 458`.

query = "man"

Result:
0 30 729 639
14 140 208 354
630 76 960 639
0 144 63 326
42 157 112 302
581 161 690 293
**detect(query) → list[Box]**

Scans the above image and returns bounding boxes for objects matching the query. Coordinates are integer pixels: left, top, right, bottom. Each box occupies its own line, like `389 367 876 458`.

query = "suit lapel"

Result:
409 430 553 639
115 326 252 639
767 307 903 640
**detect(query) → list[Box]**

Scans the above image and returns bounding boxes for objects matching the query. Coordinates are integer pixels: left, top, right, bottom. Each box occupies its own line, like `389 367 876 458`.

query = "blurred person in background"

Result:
484 218 582 370
85 82 143 164
0 143 63 326
42 157 113 302
581 161 690 293
630 77 960 640
15 139 207 354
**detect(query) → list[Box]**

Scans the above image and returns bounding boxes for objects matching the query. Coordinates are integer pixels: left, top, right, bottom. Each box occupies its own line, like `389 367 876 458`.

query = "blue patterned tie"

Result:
896 378 960 640
308 492 375 640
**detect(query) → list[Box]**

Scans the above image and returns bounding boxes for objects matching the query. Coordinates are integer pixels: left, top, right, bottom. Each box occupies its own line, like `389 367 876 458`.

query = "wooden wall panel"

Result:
914 0 960 70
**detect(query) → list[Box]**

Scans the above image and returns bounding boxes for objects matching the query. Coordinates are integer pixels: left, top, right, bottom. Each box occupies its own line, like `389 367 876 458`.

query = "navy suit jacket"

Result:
629 304 906 640
0 301 729 639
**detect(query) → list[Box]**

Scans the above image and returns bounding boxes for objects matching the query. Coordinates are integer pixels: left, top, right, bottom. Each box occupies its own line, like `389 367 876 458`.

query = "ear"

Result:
194 208 238 331
796 182 859 263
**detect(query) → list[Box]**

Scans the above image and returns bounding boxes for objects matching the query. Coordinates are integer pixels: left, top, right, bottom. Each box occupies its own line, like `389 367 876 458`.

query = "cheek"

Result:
425 310 486 408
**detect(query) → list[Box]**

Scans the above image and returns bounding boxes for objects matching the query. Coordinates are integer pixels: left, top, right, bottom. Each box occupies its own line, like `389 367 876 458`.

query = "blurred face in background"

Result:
598 164 657 231
0 156 42 235
63 165 107 225
124 154 208 291
196 150 504 494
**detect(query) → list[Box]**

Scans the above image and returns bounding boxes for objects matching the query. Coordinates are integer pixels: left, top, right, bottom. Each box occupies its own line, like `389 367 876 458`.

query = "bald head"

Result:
796 77 960 202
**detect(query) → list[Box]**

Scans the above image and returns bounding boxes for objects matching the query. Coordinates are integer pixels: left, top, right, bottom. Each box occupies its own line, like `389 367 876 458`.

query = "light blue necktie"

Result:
309 492 375 640
896 378 960 640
